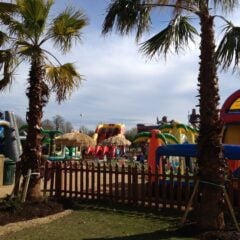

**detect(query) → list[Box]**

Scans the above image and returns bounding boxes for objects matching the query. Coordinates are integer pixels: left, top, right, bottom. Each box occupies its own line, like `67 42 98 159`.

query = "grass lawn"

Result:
1 204 198 240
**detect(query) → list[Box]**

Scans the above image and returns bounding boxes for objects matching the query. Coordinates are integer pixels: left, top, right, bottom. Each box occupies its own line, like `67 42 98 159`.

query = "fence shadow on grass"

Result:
83 226 199 240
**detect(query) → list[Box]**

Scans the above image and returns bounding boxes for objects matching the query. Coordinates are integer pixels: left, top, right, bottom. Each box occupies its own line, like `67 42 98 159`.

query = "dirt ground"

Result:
0 199 67 225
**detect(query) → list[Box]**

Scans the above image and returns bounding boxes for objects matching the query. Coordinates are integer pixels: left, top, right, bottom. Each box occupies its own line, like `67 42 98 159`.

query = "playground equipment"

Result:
93 123 125 144
53 131 96 160
133 129 179 172
41 129 63 156
158 121 198 144
156 144 240 176
85 123 126 160
0 111 22 162
0 111 22 185
221 89 240 174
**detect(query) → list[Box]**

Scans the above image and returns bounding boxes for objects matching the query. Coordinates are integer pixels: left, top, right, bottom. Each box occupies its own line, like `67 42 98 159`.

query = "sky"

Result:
1 0 240 131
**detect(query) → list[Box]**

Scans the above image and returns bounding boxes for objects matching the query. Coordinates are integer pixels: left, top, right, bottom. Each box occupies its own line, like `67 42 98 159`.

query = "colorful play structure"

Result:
87 123 126 159
155 144 240 177
133 122 199 173
93 123 125 144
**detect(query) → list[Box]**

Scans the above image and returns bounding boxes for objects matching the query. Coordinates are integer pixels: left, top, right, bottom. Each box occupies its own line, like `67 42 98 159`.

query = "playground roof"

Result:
156 144 240 160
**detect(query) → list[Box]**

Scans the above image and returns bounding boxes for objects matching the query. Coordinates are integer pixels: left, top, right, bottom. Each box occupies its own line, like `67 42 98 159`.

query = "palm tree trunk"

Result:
197 12 227 230
22 56 44 200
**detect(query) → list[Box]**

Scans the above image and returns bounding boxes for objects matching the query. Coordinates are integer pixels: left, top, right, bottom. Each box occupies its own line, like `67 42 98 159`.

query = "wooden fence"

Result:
42 161 240 212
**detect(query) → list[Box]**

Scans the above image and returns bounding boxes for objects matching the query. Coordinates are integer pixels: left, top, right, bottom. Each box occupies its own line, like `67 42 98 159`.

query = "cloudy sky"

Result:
1 0 240 131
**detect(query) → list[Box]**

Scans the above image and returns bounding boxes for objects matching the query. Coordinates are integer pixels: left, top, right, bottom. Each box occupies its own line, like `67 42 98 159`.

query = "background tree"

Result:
79 125 93 135
125 127 137 142
42 119 55 130
102 0 240 230
0 0 88 199
15 114 26 129
64 121 73 133
53 115 65 131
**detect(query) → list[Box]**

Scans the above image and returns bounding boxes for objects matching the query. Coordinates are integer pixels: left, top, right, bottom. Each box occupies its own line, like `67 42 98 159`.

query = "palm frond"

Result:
216 21 240 72
0 31 9 47
102 0 151 41
140 14 198 58
46 63 82 103
48 7 88 53
16 0 53 40
0 49 15 91
213 0 238 13
17 40 40 60
0 12 27 38
0 2 17 14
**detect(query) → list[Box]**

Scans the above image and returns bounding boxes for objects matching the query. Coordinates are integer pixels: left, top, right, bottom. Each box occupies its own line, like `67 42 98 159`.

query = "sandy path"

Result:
0 185 13 199
0 209 73 237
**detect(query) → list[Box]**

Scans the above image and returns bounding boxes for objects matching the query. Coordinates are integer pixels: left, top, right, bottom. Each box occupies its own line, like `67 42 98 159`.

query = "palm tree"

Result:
0 0 88 199
102 0 240 230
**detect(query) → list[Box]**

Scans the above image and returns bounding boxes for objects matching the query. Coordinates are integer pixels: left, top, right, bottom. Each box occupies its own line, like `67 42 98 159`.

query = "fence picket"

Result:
147 166 152 208
133 165 138 206
49 162 55 197
169 167 174 209
109 164 113 201
103 163 107 199
97 163 101 199
74 162 78 198
80 161 83 199
177 167 182 210
127 165 132 204
155 166 160 209
91 162 95 200
115 164 119 203
141 165 145 207
69 161 73 198
86 163 89 199
121 164 125 203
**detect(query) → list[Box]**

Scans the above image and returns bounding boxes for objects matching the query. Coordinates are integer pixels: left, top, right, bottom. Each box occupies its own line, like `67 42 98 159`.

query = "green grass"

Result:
1 204 198 240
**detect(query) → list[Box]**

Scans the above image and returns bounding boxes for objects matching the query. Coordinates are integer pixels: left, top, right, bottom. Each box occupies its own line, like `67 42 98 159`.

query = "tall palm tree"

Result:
102 0 240 230
0 0 87 199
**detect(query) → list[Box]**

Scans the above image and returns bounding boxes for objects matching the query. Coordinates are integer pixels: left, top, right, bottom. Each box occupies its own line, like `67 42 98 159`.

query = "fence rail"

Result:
43 161 240 212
